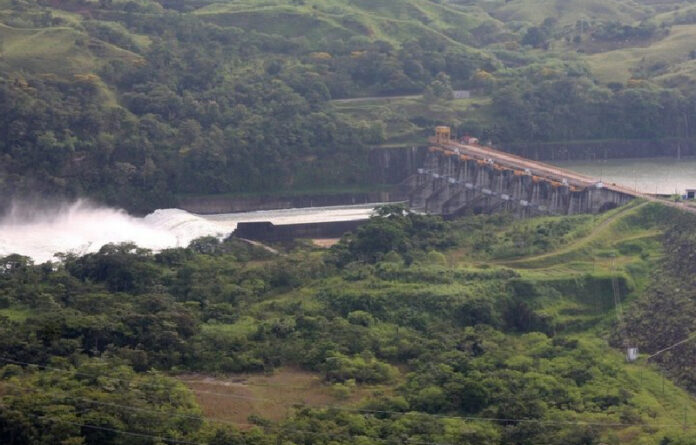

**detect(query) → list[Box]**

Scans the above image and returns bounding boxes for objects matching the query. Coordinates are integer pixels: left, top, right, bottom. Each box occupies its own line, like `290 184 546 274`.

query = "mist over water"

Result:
0 200 227 263
0 200 381 263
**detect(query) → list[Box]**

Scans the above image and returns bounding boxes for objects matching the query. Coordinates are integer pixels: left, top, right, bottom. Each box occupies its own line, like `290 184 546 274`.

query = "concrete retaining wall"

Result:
408 151 634 216
233 220 367 242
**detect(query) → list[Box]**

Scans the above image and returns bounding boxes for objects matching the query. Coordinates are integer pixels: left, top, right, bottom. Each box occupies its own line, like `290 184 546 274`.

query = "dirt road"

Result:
331 94 421 104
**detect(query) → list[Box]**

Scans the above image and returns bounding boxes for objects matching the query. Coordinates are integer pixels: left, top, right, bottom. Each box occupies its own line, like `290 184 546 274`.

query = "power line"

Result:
647 332 696 360
182 387 689 428
185 387 271 402
0 357 690 430
0 380 254 429
0 356 192 390
0 401 207 445
0 382 456 445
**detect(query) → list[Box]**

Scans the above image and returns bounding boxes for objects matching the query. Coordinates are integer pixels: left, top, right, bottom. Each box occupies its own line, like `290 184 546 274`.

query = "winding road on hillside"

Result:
330 94 422 104
496 200 652 268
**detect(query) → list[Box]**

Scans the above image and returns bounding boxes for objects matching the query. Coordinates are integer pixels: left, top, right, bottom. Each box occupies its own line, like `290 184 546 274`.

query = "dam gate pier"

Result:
404 128 636 217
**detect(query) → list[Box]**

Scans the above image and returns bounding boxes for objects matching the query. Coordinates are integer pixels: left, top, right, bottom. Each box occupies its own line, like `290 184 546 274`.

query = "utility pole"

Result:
684 112 690 162
634 169 637 192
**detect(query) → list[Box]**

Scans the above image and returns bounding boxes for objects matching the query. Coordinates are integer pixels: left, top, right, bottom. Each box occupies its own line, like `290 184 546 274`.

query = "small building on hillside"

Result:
686 189 696 200
453 90 471 99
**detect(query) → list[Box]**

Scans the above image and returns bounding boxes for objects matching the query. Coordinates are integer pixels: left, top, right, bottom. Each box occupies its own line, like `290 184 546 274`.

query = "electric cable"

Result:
0 357 690 430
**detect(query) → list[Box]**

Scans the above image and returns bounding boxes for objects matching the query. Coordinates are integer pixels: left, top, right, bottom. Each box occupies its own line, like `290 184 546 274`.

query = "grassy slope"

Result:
465 0 696 87
0 22 143 75
442 202 696 442
586 24 696 86
496 200 656 270
439 201 659 334
187 201 696 444
193 0 494 50
506 201 662 332
0 3 148 111
521 202 667 330
487 0 648 26
1 0 693 95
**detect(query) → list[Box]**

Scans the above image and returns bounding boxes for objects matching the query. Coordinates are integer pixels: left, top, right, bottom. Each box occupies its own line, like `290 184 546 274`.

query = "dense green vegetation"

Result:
5 1 696 443
2 0 696 211
3 203 696 444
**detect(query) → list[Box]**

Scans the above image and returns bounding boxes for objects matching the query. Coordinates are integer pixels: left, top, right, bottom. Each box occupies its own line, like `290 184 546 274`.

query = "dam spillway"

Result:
405 136 636 216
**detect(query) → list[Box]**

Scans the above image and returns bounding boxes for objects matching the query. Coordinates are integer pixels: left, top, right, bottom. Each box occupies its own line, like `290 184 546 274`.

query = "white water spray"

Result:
0 200 381 263
0 200 227 263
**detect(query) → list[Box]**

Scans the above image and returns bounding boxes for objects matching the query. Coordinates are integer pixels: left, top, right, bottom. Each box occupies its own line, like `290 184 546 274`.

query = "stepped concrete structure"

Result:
405 130 637 216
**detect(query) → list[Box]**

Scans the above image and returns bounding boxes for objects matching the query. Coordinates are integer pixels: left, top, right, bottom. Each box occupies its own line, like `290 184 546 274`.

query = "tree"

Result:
425 72 453 101
522 26 549 48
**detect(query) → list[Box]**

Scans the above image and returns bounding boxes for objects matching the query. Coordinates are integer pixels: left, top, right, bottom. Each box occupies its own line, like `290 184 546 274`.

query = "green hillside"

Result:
586 23 696 86
1 0 696 212
481 0 649 25
192 0 496 47
0 23 142 73
4 2 696 444
3 202 696 444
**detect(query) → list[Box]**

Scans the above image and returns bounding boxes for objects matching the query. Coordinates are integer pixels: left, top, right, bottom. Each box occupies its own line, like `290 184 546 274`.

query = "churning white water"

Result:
0 200 380 263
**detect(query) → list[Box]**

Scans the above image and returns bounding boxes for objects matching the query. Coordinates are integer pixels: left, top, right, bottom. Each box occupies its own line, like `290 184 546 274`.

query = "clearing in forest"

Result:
179 367 386 428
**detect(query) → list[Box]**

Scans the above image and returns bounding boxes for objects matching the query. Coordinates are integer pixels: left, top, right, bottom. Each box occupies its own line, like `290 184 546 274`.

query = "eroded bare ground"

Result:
178 367 384 428
312 238 341 248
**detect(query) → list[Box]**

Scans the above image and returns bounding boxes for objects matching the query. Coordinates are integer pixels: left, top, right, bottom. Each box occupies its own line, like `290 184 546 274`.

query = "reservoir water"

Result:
551 157 696 195
0 201 381 263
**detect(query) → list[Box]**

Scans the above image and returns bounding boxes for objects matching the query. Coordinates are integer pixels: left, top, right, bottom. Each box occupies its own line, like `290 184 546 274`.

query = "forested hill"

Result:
3 0 696 211
3 202 696 444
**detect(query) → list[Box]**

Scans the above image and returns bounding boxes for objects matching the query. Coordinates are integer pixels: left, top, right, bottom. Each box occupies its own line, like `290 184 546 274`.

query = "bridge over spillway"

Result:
405 127 637 216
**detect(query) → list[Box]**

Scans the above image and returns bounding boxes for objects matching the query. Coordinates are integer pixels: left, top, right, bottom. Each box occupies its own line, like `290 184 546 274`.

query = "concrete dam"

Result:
405 127 636 216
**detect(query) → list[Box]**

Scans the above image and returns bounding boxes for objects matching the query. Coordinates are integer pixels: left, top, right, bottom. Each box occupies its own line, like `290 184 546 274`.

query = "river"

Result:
551 157 696 195
0 201 381 263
